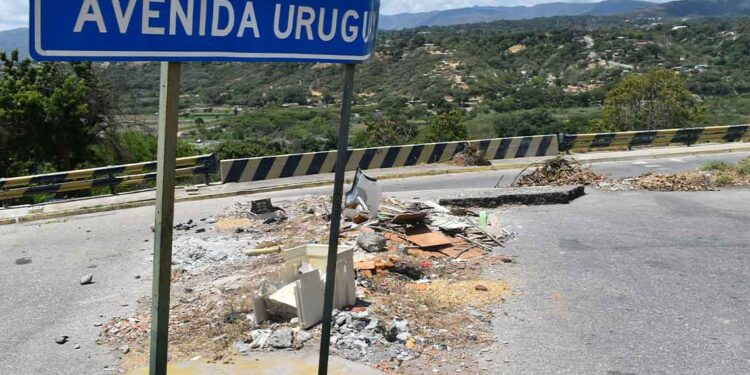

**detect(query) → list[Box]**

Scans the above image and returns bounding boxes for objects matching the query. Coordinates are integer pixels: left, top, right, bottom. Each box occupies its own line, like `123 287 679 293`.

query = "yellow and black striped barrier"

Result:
560 125 749 153
0 154 218 201
221 135 558 183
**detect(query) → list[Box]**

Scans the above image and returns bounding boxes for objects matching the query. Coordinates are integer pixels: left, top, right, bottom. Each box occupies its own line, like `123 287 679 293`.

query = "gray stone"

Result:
365 318 379 330
396 332 411 343
73 343 81 349
209 250 228 261
121 346 130 354
386 319 409 342
296 330 313 343
356 232 387 253
55 336 68 344
233 341 250 353
335 315 348 327
268 327 294 349
80 274 94 285
351 311 369 319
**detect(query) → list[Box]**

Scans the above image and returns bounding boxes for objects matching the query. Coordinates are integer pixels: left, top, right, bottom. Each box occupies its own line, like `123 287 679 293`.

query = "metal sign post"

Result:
318 63 356 374
149 62 181 375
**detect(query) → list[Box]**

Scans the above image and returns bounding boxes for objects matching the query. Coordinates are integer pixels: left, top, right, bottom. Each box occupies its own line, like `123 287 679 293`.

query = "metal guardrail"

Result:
0 154 218 202
2 124 748 204
220 135 559 183
559 125 749 153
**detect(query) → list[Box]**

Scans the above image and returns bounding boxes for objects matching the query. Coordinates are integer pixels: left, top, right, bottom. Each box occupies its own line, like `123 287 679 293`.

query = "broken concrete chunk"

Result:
268 327 294 349
80 274 94 285
356 232 387 253
386 319 409 342
55 336 69 345
209 250 228 262
296 330 313 343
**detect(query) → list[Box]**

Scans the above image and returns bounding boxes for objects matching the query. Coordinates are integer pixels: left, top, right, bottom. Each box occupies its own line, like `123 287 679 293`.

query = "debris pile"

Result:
621 172 716 192
514 156 605 187
97 172 515 373
451 144 492 167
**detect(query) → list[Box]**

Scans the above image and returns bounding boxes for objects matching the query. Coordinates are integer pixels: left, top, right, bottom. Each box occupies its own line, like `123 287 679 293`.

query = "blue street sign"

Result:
30 0 380 63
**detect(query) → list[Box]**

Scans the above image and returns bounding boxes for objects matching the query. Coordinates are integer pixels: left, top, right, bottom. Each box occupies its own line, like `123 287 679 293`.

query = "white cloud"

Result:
0 0 28 31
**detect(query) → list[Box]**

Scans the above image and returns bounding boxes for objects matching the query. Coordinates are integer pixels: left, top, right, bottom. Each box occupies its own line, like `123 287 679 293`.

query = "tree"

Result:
0 51 115 176
602 68 703 131
419 110 468 143
493 109 562 138
352 117 417 148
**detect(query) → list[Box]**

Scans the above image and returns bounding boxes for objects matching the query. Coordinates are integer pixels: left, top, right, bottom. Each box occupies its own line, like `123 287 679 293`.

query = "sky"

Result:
0 0 655 31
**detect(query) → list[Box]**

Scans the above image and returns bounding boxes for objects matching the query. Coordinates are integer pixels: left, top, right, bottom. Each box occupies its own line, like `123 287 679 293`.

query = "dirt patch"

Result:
214 218 253 232
421 279 510 308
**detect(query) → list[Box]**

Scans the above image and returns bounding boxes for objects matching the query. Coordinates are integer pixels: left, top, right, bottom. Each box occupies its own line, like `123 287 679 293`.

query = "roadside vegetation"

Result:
2 15 750 183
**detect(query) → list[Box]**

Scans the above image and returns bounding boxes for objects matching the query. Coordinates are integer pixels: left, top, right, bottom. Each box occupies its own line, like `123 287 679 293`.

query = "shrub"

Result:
702 161 733 172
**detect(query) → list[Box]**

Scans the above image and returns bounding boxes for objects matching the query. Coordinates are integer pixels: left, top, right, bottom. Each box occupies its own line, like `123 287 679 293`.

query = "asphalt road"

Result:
0 151 748 374
488 189 750 374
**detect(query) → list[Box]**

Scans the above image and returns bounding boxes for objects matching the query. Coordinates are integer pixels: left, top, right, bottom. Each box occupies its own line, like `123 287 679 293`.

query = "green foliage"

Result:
0 51 114 177
418 110 468 143
737 158 750 176
91 130 199 166
702 160 733 172
352 117 418 147
212 139 286 160
602 68 704 131
715 174 735 186
491 109 563 138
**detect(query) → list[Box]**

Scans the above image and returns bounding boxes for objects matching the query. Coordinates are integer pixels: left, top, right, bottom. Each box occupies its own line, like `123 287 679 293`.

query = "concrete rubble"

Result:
97 178 518 373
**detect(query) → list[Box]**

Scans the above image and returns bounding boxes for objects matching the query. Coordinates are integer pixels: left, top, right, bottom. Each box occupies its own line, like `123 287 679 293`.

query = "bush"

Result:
702 161 733 172
418 110 468 143
737 158 750 176
715 174 735 186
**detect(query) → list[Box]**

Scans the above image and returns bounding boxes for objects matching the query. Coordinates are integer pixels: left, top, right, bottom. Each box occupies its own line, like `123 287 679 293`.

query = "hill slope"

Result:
648 0 750 16
0 28 28 59
380 0 656 29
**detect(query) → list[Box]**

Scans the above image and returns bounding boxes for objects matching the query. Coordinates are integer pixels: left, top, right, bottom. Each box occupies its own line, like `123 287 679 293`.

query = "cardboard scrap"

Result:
405 225 453 248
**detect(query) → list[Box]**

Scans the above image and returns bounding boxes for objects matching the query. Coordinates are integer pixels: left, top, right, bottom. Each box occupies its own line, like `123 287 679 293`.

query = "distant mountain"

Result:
0 28 28 59
380 0 657 29
647 0 750 16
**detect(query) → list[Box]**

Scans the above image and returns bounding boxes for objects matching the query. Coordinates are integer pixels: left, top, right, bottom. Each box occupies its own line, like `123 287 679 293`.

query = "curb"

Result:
2 144 750 226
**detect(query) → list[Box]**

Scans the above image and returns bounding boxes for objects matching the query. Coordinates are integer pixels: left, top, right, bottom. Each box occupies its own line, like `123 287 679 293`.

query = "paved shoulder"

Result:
488 189 750 374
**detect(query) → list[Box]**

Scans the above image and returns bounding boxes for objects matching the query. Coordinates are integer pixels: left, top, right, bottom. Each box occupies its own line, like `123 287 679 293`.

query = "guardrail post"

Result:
558 133 569 154
108 169 118 195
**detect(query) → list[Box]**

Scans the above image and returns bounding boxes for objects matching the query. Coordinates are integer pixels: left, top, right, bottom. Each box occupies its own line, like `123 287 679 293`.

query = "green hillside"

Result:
99 16 750 138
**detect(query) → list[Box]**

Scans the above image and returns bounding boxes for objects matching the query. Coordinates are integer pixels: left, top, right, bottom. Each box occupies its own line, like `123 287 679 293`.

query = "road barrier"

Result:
560 125 749 153
2 124 749 204
221 135 558 183
0 154 218 202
